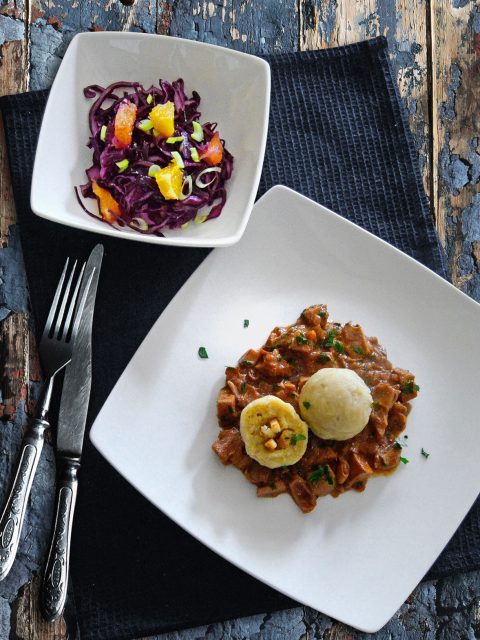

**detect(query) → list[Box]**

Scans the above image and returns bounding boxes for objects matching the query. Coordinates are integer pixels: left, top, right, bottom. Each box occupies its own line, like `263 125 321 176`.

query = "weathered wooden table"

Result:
1 1 479 638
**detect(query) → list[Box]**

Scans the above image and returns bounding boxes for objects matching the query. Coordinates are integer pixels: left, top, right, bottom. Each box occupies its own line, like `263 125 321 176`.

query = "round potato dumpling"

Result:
299 369 372 441
240 396 308 469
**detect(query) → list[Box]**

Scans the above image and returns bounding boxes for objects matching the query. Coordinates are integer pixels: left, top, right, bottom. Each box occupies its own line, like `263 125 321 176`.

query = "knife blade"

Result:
40 243 103 622
57 243 103 456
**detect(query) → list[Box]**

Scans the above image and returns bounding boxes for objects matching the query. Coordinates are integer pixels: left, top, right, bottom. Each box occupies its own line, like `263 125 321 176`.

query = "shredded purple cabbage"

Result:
77 79 233 235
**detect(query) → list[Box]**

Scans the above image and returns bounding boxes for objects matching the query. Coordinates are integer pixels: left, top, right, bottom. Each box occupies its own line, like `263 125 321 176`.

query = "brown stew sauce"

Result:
212 305 418 513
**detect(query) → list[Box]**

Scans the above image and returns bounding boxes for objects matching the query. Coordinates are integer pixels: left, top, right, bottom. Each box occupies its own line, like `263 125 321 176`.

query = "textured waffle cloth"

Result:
1 36 477 640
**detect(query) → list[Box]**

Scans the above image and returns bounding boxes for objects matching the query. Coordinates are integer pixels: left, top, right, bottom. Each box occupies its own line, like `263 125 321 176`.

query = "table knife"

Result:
40 244 103 622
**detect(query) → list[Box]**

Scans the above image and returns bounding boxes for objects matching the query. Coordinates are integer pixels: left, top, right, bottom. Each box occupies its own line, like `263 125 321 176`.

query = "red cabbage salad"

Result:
77 79 234 235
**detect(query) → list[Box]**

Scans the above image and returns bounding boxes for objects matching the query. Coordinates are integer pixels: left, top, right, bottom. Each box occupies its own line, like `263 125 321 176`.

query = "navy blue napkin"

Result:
2 37 474 640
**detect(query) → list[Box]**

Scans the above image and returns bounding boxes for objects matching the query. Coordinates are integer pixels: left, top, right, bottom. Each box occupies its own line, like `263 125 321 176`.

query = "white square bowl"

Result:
31 32 270 247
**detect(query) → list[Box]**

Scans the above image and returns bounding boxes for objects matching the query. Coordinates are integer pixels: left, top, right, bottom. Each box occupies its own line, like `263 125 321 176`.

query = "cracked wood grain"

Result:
431 0 480 301
11 575 67 640
28 0 157 89
166 0 298 53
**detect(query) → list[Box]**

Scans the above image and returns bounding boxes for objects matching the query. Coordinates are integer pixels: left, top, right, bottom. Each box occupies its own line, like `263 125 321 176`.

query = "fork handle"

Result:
0 417 48 581
41 456 79 622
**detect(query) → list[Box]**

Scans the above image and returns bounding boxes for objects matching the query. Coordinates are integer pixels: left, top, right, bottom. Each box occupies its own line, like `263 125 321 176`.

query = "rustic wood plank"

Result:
0 3 29 433
431 0 480 300
0 4 64 640
298 0 431 203
10 575 68 640
0 0 29 240
28 0 157 90
166 0 298 53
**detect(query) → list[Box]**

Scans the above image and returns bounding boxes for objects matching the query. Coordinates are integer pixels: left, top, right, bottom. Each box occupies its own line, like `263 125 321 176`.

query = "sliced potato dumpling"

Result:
240 396 308 469
299 369 372 441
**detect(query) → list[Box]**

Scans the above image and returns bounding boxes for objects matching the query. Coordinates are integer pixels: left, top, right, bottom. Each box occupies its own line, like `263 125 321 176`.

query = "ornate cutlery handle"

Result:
0 418 47 581
41 457 79 622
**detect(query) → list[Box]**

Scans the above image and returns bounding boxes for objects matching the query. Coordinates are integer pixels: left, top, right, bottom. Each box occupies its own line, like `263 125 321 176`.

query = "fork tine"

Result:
53 260 77 339
42 258 69 340
61 262 86 341
69 268 95 344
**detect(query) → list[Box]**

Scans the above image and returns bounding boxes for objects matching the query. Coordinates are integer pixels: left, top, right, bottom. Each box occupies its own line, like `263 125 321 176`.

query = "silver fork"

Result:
0 259 93 581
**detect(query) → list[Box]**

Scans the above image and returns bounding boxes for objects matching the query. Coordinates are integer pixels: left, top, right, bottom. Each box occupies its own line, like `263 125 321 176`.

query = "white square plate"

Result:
31 32 270 247
90 186 480 632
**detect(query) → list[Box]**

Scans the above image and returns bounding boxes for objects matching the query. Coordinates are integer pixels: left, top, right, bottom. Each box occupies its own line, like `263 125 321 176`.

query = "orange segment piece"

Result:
92 181 122 223
149 101 175 138
155 162 183 200
114 101 137 149
200 131 223 166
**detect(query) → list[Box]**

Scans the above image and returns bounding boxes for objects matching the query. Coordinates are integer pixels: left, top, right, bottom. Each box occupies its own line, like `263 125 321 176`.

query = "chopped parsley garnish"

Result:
400 456 409 464
276 354 282 361
371 401 379 410
353 346 365 356
240 382 246 394
240 359 252 367
296 334 309 345
317 353 331 364
369 353 377 360
421 448 430 459
401 380 420 394
286 357 296 365
198 346 208 359
394 442 402 450
323 330 336 347
243 319 249 328
318 311 327 318
290 433 306 446
272 384 281 392
309 464 334 485
333 340 345 353
302 401 311 410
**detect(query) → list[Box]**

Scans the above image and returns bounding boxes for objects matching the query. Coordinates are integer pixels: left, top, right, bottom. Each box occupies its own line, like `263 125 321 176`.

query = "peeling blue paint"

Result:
170 1 298 54
468 137 480 184
29 21 65 90
439 63 461 122
358 12 379 38
0 14 25 46
316 0 337 45
440 135 469 194
457 253 474 276
0 598 11 640
391 41 424 100
452 0 470 8
455 193 480 295
473 6 480 33
438 572 480 609
462 274 480 301
461 192 480 247
0 225 28 321
408 99 417 115
300 0 337 44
